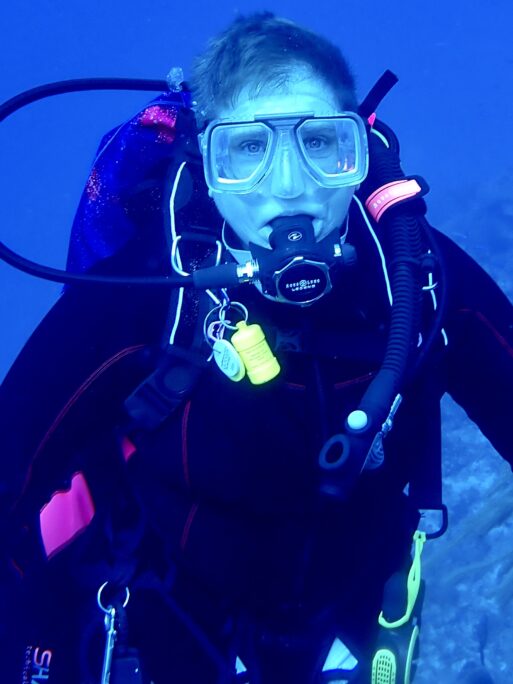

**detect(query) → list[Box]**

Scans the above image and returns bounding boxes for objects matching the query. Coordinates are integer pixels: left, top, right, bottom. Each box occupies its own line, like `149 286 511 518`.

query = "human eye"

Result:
239 139 266 155
301 123 337 157
303 135 329 152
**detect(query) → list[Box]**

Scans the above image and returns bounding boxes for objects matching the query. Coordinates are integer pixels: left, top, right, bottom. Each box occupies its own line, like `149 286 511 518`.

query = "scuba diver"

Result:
0 11 510 684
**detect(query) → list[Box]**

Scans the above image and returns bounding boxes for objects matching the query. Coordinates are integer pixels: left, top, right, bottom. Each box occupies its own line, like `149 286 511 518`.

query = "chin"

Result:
313 218 330 240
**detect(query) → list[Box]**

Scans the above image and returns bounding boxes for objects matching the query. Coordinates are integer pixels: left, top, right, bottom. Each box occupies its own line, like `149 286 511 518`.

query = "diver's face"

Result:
209 71 356 249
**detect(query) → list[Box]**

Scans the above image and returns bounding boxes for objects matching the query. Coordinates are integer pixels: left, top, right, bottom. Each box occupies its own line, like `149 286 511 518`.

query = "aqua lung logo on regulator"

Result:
285 277 322 292
287 230 303 242
276 258 329 303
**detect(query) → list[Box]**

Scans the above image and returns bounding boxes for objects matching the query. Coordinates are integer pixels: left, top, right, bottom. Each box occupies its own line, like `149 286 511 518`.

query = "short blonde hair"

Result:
190 12 358 127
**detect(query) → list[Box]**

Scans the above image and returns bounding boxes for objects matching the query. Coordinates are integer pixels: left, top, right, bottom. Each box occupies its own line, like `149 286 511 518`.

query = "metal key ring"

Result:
97 581 130 613
219 301 248 330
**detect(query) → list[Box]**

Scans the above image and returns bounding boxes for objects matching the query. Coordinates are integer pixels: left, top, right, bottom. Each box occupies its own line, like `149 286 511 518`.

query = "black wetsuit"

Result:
2 215 513 684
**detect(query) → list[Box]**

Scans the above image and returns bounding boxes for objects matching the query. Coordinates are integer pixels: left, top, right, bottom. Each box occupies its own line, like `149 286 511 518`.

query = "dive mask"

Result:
199 112 368 193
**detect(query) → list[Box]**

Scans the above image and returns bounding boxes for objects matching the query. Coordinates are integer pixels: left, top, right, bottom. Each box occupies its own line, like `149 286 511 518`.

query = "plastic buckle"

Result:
124 345 207 431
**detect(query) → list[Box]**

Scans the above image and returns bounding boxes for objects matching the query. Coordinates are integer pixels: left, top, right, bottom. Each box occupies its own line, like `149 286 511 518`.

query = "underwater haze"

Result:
2 1 513 682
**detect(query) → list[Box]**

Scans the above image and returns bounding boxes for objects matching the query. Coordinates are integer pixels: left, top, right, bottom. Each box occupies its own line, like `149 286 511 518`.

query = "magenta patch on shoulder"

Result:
138 105 177 143
40 472 95 558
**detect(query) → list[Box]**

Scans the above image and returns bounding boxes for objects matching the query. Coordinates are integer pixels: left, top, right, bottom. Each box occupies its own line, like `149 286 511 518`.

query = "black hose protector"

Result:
356 124 423 424
319 122 424 499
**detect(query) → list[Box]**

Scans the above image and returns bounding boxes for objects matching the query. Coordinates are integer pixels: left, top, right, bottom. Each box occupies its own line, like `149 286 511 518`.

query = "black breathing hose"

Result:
0 78 247 289
0 78 169 123
358 126 423 418
0 78 198 288
319 121 425 499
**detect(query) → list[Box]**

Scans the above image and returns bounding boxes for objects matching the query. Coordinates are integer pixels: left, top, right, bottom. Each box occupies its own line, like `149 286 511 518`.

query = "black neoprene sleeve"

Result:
437 230 513 467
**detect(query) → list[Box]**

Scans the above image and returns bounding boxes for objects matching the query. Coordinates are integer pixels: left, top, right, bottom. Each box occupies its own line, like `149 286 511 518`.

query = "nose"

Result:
269 129 305 199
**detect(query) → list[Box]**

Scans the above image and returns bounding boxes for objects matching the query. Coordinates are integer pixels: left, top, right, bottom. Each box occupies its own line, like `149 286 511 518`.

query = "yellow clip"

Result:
378 530 427 629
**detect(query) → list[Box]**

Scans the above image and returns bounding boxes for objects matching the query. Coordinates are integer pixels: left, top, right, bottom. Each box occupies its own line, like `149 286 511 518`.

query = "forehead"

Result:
217 69 341 122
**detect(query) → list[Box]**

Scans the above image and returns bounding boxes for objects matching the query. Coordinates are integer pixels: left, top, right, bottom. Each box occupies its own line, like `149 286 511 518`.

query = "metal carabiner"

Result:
97 582 130 684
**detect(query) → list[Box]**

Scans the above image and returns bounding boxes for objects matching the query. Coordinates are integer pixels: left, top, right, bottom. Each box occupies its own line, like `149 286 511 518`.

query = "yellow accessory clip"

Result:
231 321 280 385
378 531 427 630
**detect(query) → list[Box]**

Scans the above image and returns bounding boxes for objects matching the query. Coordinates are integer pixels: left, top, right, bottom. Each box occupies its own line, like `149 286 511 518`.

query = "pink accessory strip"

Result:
180 502 199 552
40 472 95 558
365 179 422 222
182 400 192 488
120 435 137 462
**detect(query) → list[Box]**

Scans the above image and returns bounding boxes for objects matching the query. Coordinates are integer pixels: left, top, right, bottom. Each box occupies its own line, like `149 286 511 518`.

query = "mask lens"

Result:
209 122 272 189
297 117 365 186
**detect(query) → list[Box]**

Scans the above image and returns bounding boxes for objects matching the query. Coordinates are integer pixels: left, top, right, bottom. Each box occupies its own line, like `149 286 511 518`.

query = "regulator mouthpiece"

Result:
248 215 356 306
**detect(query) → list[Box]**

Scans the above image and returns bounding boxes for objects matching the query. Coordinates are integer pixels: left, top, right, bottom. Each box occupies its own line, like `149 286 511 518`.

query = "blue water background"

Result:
2 1 513 376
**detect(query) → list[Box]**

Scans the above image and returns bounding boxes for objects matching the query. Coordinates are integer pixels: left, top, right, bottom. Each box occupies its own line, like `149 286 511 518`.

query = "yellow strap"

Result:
378 530 426 629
